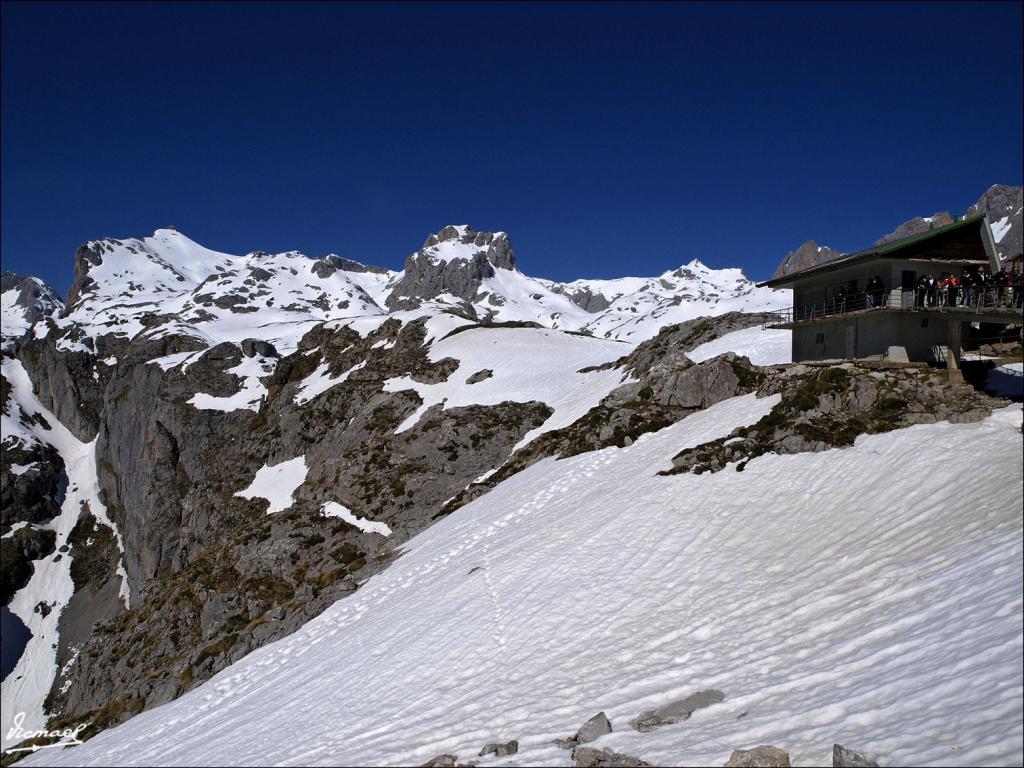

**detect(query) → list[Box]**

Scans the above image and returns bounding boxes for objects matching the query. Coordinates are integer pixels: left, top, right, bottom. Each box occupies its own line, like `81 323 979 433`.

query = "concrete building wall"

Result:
793 314 957 363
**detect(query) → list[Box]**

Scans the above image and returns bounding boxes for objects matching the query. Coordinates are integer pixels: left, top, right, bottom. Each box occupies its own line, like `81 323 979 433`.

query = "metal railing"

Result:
764 286 1023 327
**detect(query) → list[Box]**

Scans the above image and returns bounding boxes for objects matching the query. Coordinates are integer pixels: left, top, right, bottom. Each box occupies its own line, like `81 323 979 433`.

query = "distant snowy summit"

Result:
3 224 788 361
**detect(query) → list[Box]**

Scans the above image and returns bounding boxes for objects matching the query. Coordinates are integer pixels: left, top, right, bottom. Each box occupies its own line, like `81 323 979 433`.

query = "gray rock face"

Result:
875 211 955 246
465 368 493 385
572 746 652 768
478 740 518 757
420 755 458 767
631 689 725 731
45 317 554 733
0 272 64 339
310 253 389 278
240 338 279 359
723 746 791 767
832 744 879 767
965 183 1023 262
65 241 106 309
552 285 614 313
386 226 518 311
1 436 65 530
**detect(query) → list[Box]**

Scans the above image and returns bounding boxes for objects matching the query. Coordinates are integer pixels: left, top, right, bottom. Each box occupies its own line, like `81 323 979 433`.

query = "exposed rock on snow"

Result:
723 745 791 767
573 746 652 767
630 689 725 732
832 744 879 767
478 739 518 757
575 711 613 744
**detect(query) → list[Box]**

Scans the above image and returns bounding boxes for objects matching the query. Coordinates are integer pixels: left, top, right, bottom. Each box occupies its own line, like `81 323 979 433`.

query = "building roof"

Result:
759 214 997 288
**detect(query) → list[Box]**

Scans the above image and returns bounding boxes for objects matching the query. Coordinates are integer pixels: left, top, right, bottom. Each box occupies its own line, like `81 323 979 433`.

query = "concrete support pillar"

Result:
947 319 963 383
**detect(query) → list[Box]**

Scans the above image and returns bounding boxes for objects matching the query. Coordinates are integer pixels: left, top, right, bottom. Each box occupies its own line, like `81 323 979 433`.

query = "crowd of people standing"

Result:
914 265 1023 309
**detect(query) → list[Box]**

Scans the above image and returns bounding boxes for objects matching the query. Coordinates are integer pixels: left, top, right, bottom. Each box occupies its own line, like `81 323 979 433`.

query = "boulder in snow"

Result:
724 745 791 767
478 739 518 757
572 746 652 767
630 689 725 732
832 744 879 767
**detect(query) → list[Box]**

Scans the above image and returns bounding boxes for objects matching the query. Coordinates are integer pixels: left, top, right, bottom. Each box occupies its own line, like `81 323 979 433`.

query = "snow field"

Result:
28 396 1023 767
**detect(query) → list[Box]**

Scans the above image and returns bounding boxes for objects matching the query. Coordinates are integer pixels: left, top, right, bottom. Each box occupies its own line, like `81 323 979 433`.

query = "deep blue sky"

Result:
2 1 1021 295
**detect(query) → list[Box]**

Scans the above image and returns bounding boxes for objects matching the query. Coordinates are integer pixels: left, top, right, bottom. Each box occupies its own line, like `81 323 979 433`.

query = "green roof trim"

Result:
873 213 985 256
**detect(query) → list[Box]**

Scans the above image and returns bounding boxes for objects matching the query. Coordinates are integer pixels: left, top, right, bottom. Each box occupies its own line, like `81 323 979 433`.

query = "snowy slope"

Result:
28 397 1023 768
381 326 632 445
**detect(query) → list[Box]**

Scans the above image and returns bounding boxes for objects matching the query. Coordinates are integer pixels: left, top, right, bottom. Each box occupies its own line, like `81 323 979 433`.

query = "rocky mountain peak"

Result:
965 183 1023 262
1 272 64 350
874 211 955 246
385 226 519 311
770 240 845 280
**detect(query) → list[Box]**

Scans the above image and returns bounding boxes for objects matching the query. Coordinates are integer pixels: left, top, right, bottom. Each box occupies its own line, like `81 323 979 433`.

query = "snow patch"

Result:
234 457 308 514
321 502 392 536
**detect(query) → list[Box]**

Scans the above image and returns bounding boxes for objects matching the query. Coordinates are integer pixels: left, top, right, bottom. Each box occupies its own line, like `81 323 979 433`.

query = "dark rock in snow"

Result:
832 744 879 767
575 711 613 743
724 745 791 767
465 368 493 385
572 746 652 767
478 739 518 757
631 689 725 731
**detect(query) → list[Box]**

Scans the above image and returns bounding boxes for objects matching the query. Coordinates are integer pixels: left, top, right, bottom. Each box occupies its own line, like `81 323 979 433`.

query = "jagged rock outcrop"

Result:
1 273 64 351
965 183 1023 262
875 211 955 245
771 241 845 280
551 285 613 313
386 226 517 311
310 254 389 278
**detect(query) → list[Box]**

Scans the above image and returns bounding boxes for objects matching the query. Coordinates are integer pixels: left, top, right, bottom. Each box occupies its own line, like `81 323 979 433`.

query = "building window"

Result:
815 332 825 343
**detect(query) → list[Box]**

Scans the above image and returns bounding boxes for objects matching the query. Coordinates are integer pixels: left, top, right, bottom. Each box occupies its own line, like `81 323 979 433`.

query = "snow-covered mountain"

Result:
1 220 1020 767
13 224 787 366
